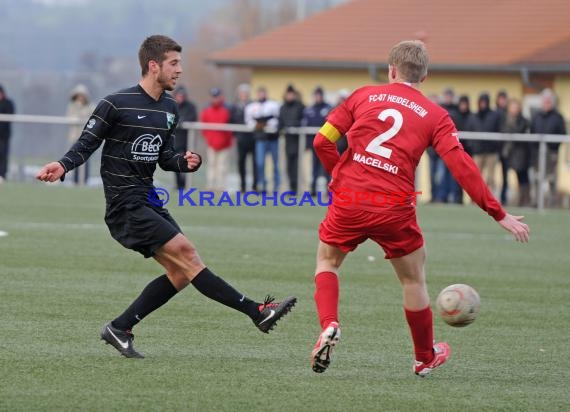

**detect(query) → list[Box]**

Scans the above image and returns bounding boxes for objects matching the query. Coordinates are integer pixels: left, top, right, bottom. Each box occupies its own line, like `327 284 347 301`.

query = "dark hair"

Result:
138 35 182 76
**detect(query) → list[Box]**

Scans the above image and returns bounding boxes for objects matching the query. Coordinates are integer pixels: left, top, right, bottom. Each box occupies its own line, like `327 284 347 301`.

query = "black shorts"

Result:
105 203 182 258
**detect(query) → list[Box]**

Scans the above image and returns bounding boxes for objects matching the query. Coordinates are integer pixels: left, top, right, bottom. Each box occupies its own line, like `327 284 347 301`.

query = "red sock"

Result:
314 271 339 329
404 306 434 363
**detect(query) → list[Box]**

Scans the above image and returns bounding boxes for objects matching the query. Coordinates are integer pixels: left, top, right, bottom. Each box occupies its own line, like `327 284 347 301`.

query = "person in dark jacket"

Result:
448 95 477 203
495 90 508 119
456 95 476 146
500 98 530 206
303 86 332 196
495 90 510 204
435 88 462 203
469 92 502 193
530 88 567 206
172 86 197 190
0 85 15 183
279 85 305 194
231 84 257 193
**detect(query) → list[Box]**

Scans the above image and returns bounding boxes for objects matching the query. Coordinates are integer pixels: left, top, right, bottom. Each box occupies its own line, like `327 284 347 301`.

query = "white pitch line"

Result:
0 222 104 230
426 232 515 241
0 230 8 237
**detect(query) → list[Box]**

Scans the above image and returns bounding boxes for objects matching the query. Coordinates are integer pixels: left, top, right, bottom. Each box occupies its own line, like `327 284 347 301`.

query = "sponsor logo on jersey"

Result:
131 134 162 161
166 112 175 129
87 118 96 129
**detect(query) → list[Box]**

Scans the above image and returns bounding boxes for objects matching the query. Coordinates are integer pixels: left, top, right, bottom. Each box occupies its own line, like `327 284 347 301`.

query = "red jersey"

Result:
314 82 505 220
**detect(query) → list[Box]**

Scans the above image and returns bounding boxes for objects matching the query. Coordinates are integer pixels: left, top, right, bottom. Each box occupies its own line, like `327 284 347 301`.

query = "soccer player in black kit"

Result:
37 35 296 358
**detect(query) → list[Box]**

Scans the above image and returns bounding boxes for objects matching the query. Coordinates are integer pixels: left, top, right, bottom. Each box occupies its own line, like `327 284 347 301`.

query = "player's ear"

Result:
148 60 159 74
419 73 427 83
389 65 397 81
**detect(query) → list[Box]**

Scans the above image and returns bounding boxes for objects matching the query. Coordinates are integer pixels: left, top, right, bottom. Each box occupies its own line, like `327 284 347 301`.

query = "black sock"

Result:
112 274 178 330
191 267 259 319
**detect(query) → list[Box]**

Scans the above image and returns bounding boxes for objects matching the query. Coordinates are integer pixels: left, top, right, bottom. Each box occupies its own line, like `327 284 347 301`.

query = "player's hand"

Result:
498 214 530 243
36 162 65 182
184 151 202 171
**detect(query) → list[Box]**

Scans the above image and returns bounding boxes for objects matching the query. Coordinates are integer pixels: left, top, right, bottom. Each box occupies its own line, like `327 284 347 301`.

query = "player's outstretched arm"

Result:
441 147 530 242
36 162 65 182
498 214 530 243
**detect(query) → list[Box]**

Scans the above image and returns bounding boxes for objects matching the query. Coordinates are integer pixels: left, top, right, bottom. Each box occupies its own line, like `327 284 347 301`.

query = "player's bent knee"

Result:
166 270 191 290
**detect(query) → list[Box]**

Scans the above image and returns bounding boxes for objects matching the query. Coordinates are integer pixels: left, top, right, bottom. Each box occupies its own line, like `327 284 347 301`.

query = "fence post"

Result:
187 127 197 190
537 136 547 212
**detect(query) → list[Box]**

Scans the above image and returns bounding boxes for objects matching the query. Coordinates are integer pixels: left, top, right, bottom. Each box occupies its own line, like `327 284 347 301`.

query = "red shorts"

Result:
319 204 424 259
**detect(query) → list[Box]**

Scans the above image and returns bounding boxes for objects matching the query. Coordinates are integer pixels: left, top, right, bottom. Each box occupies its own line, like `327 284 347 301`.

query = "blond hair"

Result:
388 40 429 83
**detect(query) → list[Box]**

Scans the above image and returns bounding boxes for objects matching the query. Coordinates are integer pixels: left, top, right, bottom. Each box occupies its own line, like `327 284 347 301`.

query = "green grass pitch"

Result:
0 182 569 411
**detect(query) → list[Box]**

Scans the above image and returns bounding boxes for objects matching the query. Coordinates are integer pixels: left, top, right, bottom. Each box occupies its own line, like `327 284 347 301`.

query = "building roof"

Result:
209 0 570 72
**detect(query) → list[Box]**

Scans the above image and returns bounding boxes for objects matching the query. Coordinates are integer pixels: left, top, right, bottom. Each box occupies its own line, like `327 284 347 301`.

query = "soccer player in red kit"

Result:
310 40 529 376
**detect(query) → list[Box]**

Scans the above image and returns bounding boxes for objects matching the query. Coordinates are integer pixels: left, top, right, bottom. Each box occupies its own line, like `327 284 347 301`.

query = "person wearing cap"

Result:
230 84 257 193
244 86 280 192
172 86 198 190
279 84 305 194
66 84 95 185
303 86 332 196
200 87 233 191
0 85 15 183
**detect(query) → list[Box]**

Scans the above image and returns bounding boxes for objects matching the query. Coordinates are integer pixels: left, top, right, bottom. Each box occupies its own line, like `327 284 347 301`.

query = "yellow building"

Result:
210 0 570 200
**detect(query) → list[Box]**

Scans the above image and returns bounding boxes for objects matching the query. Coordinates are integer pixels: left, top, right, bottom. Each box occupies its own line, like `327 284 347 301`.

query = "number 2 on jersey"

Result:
364 108 403 159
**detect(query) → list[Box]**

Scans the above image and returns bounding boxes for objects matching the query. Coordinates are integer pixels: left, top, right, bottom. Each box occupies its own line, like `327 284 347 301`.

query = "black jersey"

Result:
58 85 192 204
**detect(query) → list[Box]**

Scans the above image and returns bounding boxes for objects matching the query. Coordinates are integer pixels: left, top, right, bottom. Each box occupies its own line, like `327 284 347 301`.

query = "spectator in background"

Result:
245 86 280 193
454 95 477 204
530 88 566 206
304 86 332 196
469 92 502 194
454 94 474 145
279 85 305 194
436 88 462 203
495 90 510 204
66 84 95 185
456 95 476 154
495 90 508 118
426 93 442 202
172 86 197 190
500 98 530 206
200 87 232 191
230 83 257 193
334 89 351 155
0 84 15 183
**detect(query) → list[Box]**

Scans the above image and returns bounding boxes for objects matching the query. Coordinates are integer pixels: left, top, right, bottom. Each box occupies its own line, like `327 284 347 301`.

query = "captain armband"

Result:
318 122 342 143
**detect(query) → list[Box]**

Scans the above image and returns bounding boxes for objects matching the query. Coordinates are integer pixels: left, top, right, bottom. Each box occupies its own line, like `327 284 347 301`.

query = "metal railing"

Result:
1 113 569 211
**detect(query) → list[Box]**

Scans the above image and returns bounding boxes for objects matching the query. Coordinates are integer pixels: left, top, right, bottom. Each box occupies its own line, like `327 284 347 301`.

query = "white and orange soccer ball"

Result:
435 284 481 327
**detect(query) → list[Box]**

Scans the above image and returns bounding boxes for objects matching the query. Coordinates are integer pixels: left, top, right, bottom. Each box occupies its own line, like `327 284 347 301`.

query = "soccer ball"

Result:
435 284 480 327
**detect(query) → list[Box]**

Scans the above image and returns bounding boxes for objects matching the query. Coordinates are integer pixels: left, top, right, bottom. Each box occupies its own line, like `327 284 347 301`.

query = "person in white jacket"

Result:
244 86 280 192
